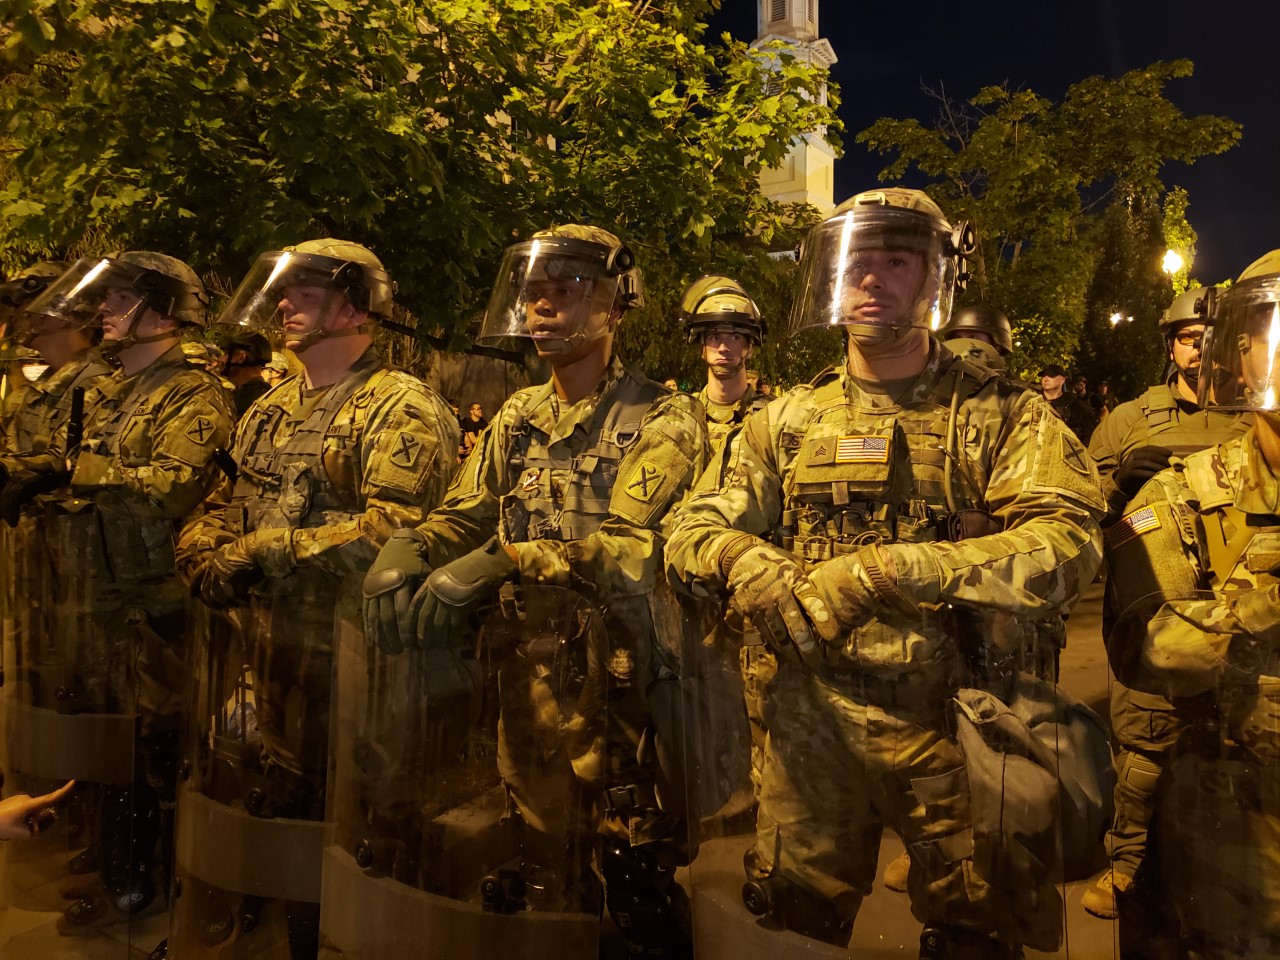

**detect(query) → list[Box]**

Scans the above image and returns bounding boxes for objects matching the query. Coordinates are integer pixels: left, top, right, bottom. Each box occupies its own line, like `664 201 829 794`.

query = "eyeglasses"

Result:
1173 332 1203 348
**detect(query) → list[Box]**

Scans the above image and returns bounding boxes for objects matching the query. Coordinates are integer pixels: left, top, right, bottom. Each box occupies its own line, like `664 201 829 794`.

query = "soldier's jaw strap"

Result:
289 321 375 354
99 301 180 356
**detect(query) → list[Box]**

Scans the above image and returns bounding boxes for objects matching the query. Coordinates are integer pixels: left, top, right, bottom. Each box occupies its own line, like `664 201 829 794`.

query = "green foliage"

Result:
856 61 1239 388
0 0 840 351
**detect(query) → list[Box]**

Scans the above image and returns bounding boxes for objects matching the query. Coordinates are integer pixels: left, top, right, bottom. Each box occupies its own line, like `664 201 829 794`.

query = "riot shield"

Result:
683 595 1113 959
168 570 348 959
1108 590 1280 960
320 583 706 957
1 498 178 953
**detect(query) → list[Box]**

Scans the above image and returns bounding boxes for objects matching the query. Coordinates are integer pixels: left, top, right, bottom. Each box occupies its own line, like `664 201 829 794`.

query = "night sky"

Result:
710 0 1278 285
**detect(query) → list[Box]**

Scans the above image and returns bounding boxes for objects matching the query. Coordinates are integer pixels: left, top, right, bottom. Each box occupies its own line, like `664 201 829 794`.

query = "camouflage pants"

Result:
1107 681 1184 875
496 611 674 855
753 661 1055 947
740 639 777 797
1159 750 1280 957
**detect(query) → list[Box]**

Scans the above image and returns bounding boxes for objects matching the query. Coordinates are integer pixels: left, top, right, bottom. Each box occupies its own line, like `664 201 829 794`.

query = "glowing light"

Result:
1162 249 1185 275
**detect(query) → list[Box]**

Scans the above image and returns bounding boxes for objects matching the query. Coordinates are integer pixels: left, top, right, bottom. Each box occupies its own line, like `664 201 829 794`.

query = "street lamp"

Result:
1109 312 1133 327
1162 249 1185 275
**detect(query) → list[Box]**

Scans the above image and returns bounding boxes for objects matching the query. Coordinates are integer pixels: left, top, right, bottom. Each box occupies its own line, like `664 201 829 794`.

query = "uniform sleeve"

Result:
275 385 461 577
885 392 1105 617
70 375 235 521
665 401 784 598
1101 467 1280 697
1087 401 1142 522
510 392 709 600
415 400 520 568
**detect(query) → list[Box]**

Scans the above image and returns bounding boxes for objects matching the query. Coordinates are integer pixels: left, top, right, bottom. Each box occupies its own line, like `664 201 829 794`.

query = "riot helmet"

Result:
1199 250 1280 413
679 275 765 345
940 303 1012 355
220 331 272 370
478 225 643 355
1 261 77 347
217 239 395 354
25 252 207 358
788 187 974 340
1159 285 1217 335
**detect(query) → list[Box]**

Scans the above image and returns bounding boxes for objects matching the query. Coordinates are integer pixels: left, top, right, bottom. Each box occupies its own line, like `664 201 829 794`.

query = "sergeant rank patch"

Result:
390 432 422 468
626 461 666 502
1107 505 1161 549
186 416 215 444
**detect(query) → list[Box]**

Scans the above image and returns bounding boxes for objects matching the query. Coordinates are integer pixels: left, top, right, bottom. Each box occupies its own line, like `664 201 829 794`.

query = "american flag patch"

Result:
1108 505 1161 549
835 435 890 463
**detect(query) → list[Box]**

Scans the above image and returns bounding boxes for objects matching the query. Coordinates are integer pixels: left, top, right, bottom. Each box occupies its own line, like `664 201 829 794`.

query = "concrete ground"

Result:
1 581 1123 958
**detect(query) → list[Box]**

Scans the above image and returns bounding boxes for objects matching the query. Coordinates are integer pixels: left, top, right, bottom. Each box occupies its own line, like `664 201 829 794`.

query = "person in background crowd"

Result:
458 400 487 456
1040 363 1097 441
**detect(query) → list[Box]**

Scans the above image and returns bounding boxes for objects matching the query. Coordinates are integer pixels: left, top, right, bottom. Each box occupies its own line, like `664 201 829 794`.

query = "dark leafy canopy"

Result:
857 60 1239 387
1 0 840 350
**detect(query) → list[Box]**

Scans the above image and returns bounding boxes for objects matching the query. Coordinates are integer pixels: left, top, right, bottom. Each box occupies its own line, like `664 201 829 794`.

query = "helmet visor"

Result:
479 238 623 353
1199 275 1280 413
787 207 957 338
216 251 358 341
21 257 138 334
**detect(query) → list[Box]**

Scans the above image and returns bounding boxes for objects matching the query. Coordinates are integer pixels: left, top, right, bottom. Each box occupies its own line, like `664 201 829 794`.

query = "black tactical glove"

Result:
363 528 430 655
413 539 516 651
1114 446 1173 500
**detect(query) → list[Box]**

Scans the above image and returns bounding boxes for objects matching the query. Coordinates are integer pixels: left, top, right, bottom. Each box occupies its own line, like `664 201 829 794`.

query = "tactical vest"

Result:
777 361 995 565
697 386 770 453
1133 384 1250 461
67 358 220 583
230 362 390 533
5 356 109 456
1182 443 1280 759
500 372 663 543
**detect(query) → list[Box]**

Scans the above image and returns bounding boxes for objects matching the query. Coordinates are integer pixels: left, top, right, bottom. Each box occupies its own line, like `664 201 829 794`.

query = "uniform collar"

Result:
842 335 951 408
527 354 628 444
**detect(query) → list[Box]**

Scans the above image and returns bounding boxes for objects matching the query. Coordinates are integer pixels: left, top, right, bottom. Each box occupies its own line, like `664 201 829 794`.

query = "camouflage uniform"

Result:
1106 430 1280 956
0 350 112 691
666 338 1105 951
0 340 234 932
1089 378 1251 888
171 345 457 949
415 356 706 854
695 383 770 455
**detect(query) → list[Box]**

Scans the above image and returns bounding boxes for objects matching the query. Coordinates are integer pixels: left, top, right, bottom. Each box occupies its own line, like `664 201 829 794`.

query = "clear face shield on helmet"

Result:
1199 276 1280 413
216 250 393 352
479 237 634 355
788 206 969 340
19 257 155 348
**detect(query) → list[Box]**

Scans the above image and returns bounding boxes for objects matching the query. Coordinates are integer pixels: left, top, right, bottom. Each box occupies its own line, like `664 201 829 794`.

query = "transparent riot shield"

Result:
320 583 684 959
169 571 346 958
1107 589 1280 960
684 594 1114 960
1 498 177 953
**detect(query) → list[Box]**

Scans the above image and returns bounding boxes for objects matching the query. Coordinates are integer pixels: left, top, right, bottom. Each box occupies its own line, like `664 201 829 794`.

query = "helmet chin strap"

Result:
98 301 178 358
288 322 374 354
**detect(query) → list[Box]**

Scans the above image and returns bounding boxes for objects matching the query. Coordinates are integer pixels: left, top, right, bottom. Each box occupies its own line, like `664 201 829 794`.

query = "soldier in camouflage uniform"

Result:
1105 249 1280 958
364 225 708 958
1083 285 1254 921
666 188 1105 958
0 252 235 937
0 262 110 680
938 303 1013 373
678 275 777 801
171 239 458 958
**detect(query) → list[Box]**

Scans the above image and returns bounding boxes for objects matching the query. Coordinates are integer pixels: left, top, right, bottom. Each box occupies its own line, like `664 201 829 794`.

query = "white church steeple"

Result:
753 0 837 216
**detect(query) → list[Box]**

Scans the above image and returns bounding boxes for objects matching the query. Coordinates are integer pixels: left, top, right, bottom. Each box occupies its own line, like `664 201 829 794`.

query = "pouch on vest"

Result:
786 423 909 509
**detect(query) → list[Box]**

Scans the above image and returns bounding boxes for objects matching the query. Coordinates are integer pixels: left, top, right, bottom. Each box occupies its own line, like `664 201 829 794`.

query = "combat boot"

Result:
1081 868 1132 920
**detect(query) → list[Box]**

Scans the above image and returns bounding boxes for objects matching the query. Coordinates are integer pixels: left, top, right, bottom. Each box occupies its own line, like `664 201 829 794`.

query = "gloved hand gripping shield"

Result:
478 236 643 355
788 194 974 340
319 583 608 959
